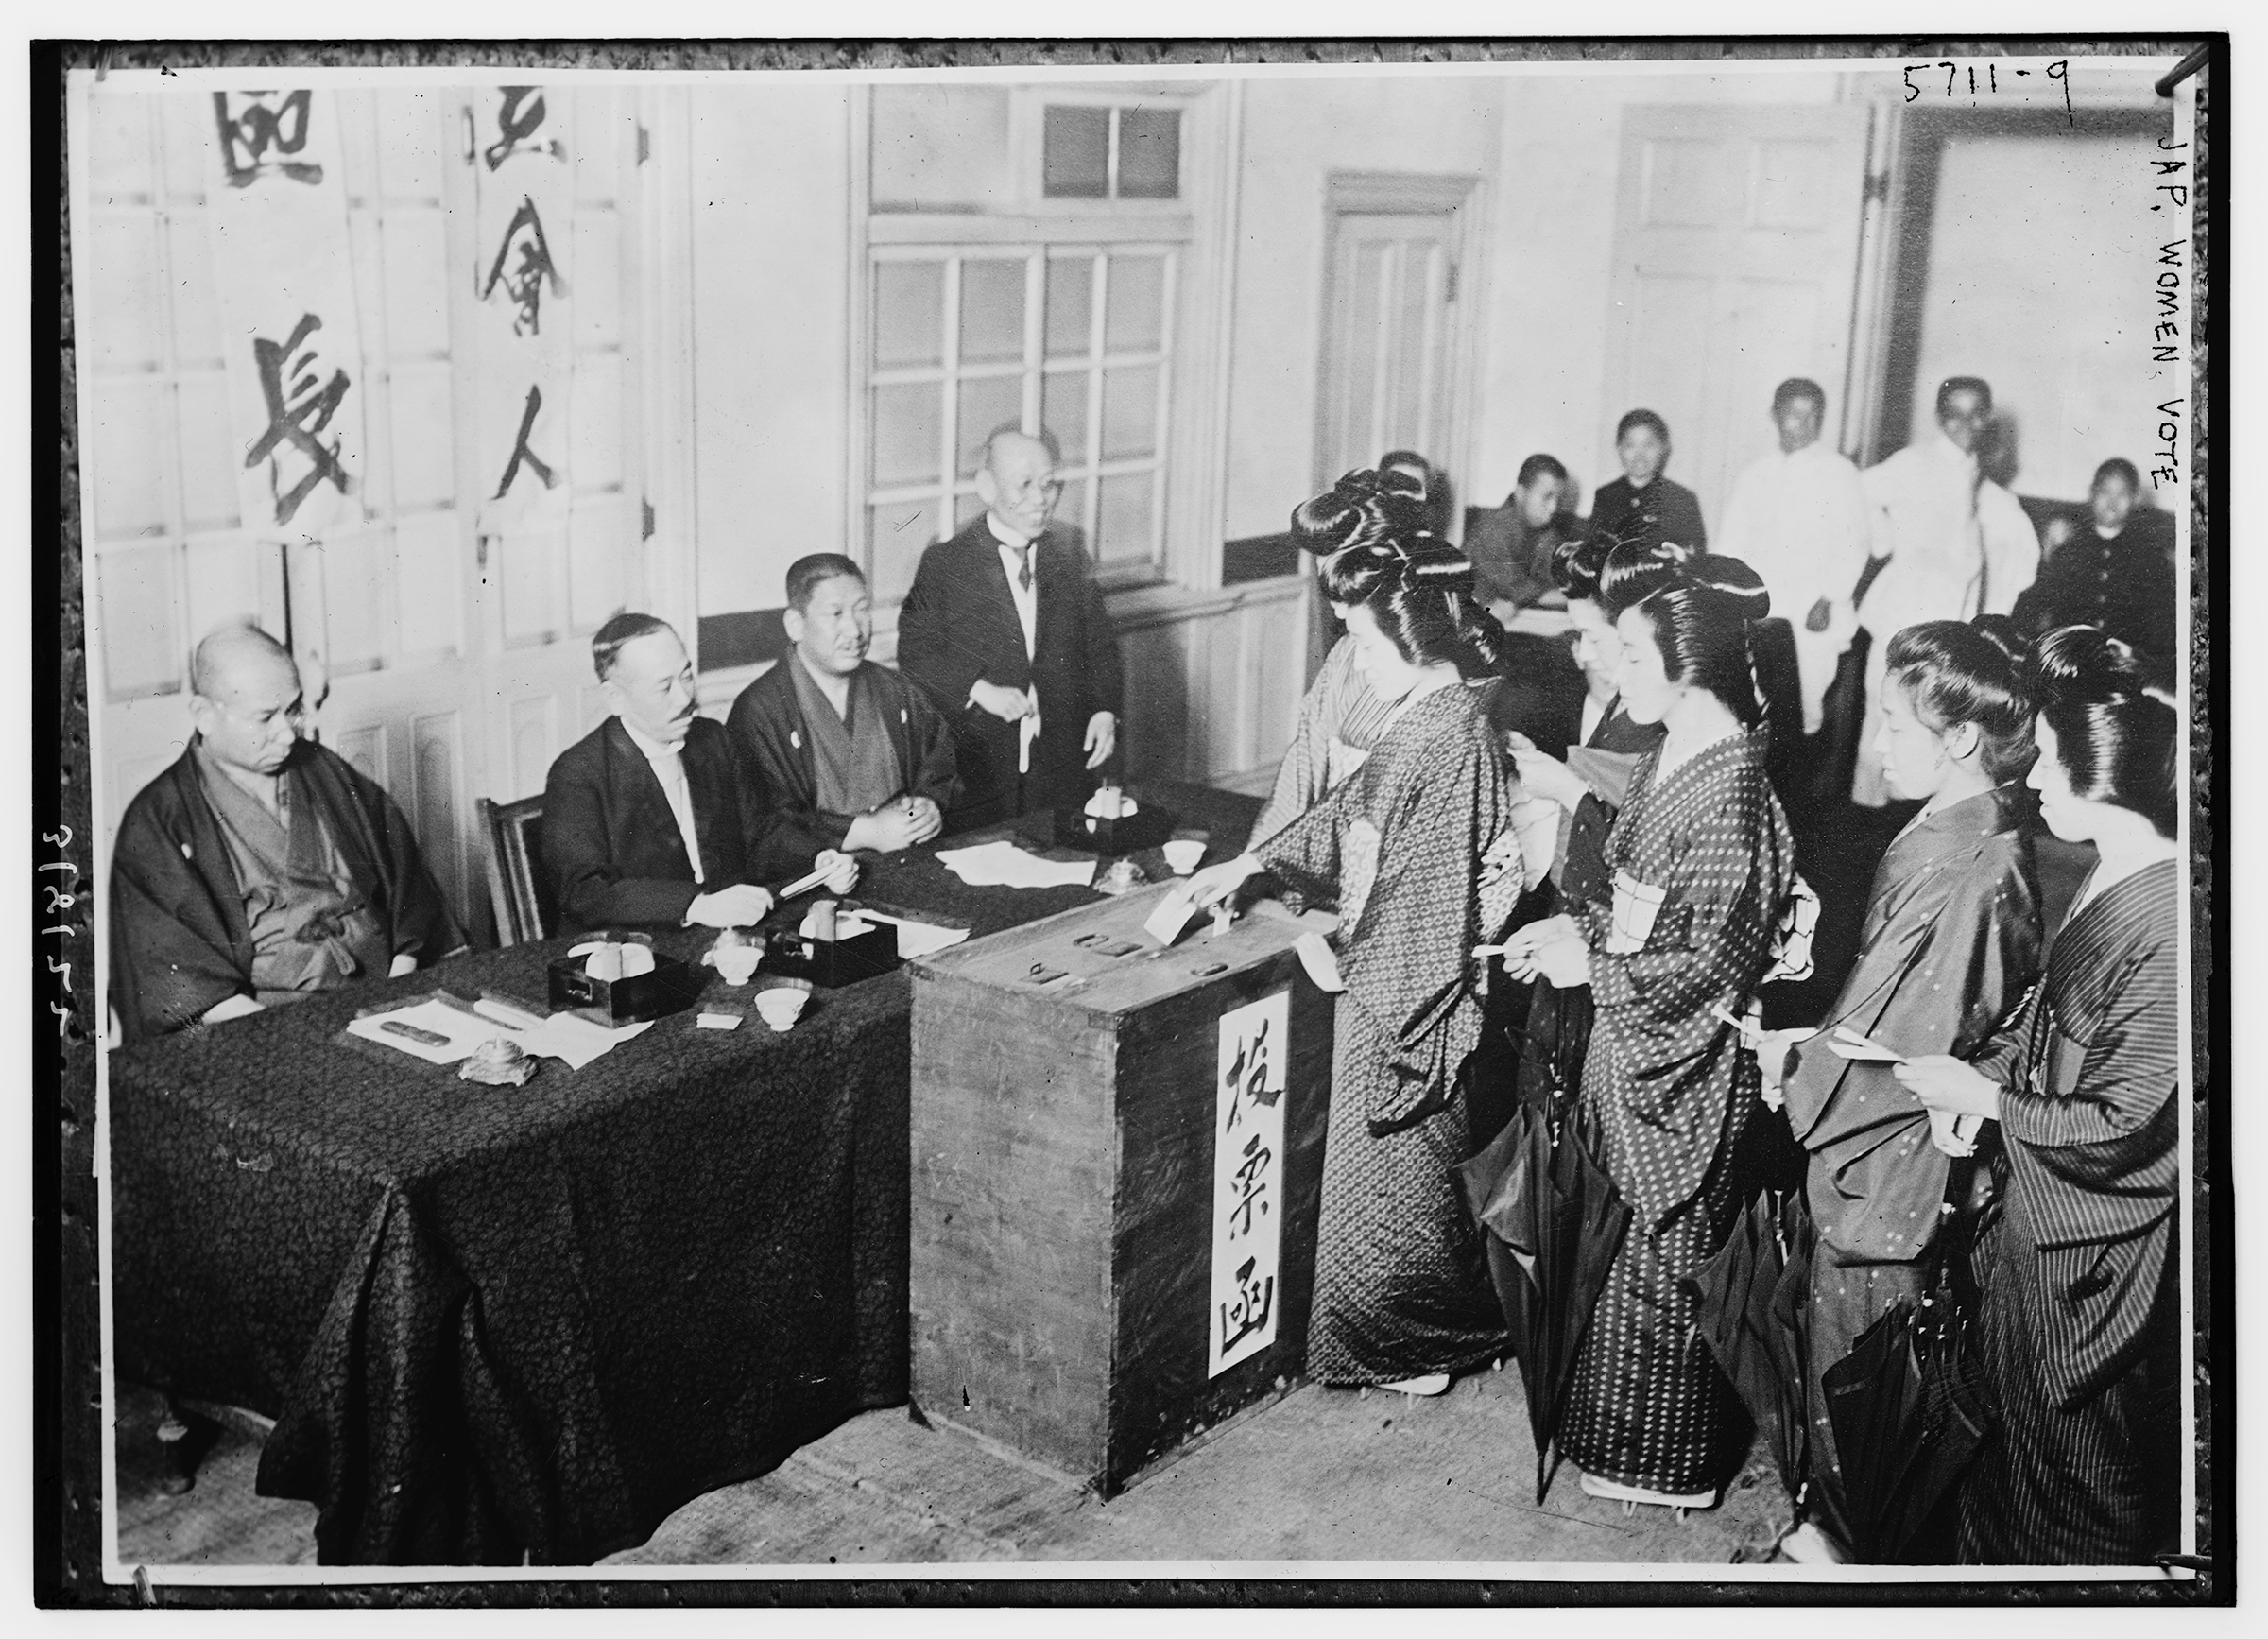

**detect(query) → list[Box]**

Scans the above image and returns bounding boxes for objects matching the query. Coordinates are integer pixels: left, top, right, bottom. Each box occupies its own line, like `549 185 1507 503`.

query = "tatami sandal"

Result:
1577 1470 1717 1519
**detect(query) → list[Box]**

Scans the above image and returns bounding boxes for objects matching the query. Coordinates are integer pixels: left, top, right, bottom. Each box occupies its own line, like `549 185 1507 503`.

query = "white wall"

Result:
1907 130 2170 502
1217 77 1504 543
1466 71 1846 518
688 82 854 620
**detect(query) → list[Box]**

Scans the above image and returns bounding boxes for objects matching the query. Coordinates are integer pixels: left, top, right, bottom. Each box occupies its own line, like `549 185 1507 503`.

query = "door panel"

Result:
1315 211 1456 488
1603 105 1870 529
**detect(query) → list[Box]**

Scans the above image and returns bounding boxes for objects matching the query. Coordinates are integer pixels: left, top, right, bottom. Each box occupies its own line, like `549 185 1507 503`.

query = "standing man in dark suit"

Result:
542 612 857 936
897 424 1125 829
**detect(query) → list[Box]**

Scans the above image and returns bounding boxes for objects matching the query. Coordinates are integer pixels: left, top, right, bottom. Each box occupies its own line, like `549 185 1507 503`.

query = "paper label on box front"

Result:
1209 989 1289 1377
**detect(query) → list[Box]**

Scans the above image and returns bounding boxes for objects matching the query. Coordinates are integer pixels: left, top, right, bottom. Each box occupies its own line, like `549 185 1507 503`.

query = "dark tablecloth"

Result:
109 782 1259 1565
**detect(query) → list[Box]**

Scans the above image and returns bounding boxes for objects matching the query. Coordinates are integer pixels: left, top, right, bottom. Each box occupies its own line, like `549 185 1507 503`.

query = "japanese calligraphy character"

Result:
46 956 72 994
1228 1132 1272 1238
244 312 352 527
481 197 565 337
1244 1013 1281 1107
1219 1256 1275 1354
484 87 560 171
493 384 558 499
213 91 323 189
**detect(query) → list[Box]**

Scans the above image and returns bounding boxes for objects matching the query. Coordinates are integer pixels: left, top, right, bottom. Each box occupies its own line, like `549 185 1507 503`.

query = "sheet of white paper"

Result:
1144 886 1199 948
518 1013 654 1070
893 921 972 959
935 840 1097 889
347 998 522 1065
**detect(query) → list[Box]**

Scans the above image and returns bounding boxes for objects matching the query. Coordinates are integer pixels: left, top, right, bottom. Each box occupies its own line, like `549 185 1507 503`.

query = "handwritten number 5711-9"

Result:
1901 59 2073 124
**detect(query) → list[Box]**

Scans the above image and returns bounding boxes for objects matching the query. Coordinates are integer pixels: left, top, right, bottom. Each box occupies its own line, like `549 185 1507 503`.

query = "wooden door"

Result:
1600 105 1872 526
1314 207 1460 490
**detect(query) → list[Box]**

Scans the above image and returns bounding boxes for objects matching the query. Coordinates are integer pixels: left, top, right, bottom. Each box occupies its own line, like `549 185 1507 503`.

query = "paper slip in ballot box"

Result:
908 882 1335 1496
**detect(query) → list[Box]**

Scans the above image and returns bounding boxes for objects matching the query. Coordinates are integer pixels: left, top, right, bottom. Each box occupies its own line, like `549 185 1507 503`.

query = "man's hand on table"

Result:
814 849 862 895
198 992 266 1027
388 952 419 978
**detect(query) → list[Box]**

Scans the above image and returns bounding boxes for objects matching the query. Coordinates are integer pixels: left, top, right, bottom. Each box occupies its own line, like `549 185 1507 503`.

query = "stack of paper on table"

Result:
933 841 1097 889
348 994 653 1071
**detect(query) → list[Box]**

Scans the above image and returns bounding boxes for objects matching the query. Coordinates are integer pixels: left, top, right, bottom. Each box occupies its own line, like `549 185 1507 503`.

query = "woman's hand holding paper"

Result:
1510 746 1587 811
1892 1053 2002 1122
1185 853 1262 910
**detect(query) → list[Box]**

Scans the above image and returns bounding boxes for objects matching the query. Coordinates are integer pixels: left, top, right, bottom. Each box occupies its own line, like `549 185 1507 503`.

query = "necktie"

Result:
1018 543 1035 592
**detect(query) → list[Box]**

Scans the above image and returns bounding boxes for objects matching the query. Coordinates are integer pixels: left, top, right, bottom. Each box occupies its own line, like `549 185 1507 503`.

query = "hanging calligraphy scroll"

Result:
1209 989 1290 1377
472 84 574 532
204 89 368 540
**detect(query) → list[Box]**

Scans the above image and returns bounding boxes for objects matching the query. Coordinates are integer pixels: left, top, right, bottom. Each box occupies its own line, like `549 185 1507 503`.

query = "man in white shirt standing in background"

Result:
1717 376 1873 748
1849 375 2039 806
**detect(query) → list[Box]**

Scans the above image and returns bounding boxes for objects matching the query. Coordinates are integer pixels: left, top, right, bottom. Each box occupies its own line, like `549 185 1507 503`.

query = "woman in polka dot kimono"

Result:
1751 617 2044 1563
1190 515 1526 1397
1501 544 1796 1510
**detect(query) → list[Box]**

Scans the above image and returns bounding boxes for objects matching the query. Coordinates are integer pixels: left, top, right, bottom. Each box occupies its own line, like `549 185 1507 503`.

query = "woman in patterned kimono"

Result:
1751 617 2044 1562
1246 469 1435 847
1896 626 2182 1564
1502 545 1796 1510
1495 534 1668 1115
1191 528 1522 1395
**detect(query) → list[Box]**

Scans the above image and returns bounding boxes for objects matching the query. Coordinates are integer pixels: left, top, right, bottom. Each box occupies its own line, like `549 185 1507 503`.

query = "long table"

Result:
107 785 1260 1565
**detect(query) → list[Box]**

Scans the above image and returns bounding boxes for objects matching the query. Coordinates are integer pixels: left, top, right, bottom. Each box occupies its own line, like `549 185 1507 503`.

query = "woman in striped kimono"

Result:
1246 469 1436 848
1191 528 1522 1396
1502 545 1796 1510
1896 626 2182 1564
1755 617 2044 1562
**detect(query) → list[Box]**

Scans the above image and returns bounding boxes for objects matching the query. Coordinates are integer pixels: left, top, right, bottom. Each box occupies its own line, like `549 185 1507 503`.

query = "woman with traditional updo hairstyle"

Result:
1897 627 2182 1565
1186 514 1524 1397
1246 469 1442 846
1497 541 1797 1510
1741 614 2044 1562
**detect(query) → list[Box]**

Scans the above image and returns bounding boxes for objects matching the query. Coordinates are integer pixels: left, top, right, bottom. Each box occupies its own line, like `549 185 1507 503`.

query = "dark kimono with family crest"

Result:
1957 858 2182 1565
1778 782 2042 1537
1557 731 1795 1495
1253 682 1521 1384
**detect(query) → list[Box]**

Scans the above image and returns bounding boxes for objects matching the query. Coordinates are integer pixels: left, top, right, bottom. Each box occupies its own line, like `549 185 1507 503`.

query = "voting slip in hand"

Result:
1143 884 1200 948
1293 930 1347 993
1826 1023 1904 1062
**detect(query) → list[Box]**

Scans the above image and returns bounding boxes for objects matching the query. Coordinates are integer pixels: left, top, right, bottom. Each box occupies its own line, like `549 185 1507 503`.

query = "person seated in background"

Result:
1465 453 1579 626
1716 377 1873 739
727 553 959 860
1588 408 1707 554
2012 457 2178 666
544 612 857 936
897 425 1125 829
108 622 464 1043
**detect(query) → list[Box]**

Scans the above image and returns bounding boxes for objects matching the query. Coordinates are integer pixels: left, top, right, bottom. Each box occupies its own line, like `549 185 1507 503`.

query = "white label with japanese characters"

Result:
1209 988 1289 1377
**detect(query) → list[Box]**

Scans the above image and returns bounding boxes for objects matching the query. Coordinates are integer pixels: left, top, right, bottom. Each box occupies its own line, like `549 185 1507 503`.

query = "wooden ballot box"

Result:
908 884 1336 1495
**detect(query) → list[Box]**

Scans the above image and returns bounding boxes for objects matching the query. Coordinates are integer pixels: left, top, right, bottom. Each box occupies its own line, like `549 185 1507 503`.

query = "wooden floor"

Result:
114 1365 1790 1574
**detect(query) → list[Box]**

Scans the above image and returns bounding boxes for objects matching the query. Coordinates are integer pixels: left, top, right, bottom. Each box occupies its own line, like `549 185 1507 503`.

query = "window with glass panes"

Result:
864 242 1176 601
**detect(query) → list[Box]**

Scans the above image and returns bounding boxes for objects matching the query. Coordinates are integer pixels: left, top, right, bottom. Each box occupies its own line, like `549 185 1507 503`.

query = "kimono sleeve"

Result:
1999 936 2180 1177
1246 645 1349 848
1585 772 1782 1024
1336 722 1509 1133
107 802 249 1040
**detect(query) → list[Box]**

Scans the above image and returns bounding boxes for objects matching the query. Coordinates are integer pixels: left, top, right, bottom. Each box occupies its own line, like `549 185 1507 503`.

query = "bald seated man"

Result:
897 424 1125 828
108 623 465 1043
541 612 859 937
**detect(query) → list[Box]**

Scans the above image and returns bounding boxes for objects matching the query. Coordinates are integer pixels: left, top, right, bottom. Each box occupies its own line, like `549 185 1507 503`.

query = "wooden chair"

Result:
477 796 556 947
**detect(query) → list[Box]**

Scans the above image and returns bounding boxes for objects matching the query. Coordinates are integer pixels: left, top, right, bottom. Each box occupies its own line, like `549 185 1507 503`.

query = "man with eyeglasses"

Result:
898 424 1125 828
108 621 464 1042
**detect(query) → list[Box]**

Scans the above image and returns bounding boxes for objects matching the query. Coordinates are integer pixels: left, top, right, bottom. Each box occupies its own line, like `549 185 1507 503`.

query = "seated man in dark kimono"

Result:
726 554 958 860
543 612 858 936
107 623 464 1043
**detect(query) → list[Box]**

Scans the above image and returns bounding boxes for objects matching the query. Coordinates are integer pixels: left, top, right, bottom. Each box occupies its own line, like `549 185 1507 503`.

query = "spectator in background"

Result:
1716 378 1873 737
1849 376 2038 806
1589 409 1708 555
1466 453 1580 626
2012 458 2178 667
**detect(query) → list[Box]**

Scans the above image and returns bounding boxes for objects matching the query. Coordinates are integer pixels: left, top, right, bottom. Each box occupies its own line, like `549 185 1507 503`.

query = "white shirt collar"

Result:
620 716 687 763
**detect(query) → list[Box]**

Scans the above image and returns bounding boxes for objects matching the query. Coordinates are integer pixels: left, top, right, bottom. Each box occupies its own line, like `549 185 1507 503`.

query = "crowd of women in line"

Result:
1183 463 2185 1568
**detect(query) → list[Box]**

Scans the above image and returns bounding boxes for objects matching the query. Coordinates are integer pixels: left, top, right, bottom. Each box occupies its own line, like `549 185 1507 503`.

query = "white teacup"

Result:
713 945 761 986
1161 838 1206 875
754 986 809 1032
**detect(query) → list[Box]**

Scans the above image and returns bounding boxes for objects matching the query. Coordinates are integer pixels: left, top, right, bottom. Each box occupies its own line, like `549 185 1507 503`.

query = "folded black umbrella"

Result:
1686 1189 1815 1514
1821 1290 1995 1562
1454 1101 1632 1503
